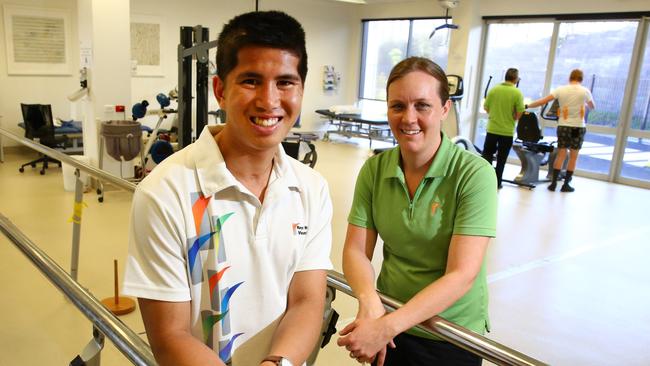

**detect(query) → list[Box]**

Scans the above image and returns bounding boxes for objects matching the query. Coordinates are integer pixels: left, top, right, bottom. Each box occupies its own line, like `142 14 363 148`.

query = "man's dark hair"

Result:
216 11 307 84
505 68 519 82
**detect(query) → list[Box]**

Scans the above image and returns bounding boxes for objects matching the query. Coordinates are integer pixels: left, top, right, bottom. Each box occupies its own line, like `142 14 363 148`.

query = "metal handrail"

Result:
0 214 156 366
1 128 547 365
327 270 547 366
0 128 136 191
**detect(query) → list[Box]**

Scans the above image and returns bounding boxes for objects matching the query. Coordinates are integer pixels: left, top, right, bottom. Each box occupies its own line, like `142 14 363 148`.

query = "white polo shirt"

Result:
123 126 333 365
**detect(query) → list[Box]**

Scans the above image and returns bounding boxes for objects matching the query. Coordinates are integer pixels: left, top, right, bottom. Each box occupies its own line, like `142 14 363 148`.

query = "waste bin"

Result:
62 155 91 192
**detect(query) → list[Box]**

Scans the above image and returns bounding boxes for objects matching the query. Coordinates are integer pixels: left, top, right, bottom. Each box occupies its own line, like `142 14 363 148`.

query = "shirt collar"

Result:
385 132 453 180
193 125 300 197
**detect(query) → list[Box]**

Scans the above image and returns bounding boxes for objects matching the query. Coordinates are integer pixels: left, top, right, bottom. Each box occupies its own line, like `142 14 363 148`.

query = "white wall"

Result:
2 0 649 146
265 0 361 131
129 0 359 133
129 0 251 131
0 0 79 144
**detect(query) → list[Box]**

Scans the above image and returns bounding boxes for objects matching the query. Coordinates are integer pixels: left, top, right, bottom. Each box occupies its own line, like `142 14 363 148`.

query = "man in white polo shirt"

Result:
123 11 332 366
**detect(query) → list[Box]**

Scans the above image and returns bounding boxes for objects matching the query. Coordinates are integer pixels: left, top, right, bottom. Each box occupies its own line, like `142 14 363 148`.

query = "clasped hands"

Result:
336 300 396 366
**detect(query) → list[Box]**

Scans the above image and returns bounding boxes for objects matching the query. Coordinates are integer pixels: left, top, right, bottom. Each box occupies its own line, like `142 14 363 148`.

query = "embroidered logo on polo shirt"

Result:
431 202 440 215
292 223 308 235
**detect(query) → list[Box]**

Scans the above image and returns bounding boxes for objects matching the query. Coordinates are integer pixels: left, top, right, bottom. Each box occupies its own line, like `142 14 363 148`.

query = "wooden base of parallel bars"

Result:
101 259 135 315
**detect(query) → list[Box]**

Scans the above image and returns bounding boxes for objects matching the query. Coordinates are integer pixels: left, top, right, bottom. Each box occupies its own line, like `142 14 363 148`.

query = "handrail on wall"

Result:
0 127 548 366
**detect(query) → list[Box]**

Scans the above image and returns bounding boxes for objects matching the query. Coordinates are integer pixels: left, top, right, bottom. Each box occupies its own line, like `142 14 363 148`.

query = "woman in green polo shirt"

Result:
337 57 497 366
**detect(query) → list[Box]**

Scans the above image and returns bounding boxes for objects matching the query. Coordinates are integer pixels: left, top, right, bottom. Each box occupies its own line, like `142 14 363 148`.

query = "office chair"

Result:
18 103 68 175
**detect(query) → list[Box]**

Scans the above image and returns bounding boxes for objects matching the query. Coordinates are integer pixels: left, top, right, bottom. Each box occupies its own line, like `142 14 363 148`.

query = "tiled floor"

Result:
1 135 649 365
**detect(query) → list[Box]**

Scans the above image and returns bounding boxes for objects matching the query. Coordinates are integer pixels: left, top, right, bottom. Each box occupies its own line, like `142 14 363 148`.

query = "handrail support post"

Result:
70 168 85 281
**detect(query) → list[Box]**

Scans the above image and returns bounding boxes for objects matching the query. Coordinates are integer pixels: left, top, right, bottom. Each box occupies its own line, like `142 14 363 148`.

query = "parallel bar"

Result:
0 128 136 192
327 270 548 366
0 214 156 365
2 128 546 365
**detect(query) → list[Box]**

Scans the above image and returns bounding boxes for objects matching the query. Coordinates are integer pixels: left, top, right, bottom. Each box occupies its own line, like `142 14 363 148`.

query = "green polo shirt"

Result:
348 134 497 339
484 82 525 137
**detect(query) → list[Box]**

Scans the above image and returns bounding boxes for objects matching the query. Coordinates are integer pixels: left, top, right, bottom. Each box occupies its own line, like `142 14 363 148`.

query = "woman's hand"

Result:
357 293 385 320
338 295 396 365
337 316 395 365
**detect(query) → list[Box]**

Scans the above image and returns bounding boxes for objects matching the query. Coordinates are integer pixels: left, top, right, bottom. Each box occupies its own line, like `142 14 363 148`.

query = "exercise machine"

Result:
506 107 555 189
177 25 218 148
96 93 177 202
447 74 481 154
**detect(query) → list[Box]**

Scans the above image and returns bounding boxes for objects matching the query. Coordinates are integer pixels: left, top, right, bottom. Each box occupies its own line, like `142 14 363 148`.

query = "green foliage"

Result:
388 48 403 66
587 110 620 127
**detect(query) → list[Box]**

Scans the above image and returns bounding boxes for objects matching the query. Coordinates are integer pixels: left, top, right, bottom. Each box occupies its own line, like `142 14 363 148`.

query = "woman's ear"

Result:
441 99 452 119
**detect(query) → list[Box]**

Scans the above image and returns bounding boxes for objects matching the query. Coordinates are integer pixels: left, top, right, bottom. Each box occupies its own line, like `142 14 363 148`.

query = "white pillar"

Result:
444 0 482 138
76 0 132 177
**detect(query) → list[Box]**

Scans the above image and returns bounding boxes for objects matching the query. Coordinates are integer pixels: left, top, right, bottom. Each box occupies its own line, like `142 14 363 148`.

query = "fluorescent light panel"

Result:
332 0 367 4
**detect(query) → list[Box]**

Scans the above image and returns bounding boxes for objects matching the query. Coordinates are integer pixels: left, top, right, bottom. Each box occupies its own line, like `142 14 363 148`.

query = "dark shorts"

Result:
557 126 586 150
375 332 482 366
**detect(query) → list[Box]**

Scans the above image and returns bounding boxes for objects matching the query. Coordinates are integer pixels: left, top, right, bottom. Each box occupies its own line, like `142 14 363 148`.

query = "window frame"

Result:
358 16 449 101
474 13 650 188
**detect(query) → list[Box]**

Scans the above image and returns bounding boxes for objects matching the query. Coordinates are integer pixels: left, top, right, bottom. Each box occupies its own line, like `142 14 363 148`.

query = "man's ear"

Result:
213 76 225 106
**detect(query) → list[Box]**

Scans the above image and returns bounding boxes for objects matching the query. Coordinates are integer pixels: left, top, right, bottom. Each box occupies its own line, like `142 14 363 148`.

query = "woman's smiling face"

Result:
387 70 451 157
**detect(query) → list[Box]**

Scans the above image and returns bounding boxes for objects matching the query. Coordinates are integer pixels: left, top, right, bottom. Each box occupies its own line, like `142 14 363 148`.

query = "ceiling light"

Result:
332 0 367 4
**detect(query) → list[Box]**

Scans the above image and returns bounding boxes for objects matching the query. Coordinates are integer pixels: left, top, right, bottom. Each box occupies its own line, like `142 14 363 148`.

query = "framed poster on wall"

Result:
3 4 73 75
130 14 164 77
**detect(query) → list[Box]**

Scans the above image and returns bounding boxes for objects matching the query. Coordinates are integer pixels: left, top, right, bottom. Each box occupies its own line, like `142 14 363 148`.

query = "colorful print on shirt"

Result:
188 192 242 363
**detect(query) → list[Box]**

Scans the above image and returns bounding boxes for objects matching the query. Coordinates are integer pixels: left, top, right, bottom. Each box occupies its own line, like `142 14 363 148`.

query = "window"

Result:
476 16 649 187
359 18 450 101
476 21 554 152
551 21 637 128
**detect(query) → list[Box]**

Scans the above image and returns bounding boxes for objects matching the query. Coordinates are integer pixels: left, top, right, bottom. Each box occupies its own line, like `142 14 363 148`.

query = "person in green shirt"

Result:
481 68 525 189
337 57 497 366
